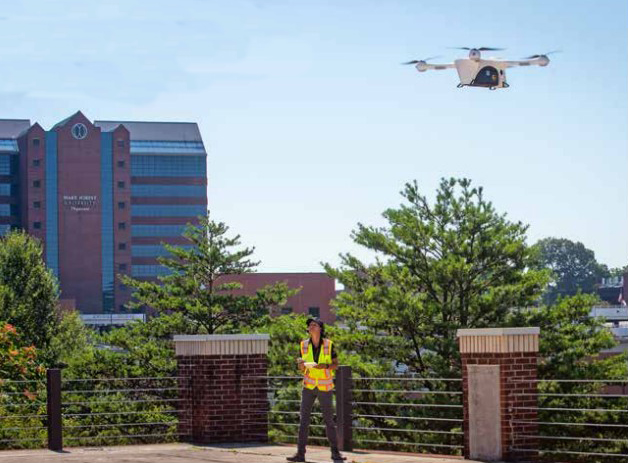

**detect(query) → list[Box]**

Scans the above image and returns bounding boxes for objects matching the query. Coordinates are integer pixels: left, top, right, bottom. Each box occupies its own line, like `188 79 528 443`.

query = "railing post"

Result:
458 328 540 462
335 365 352 451
46 368 63 451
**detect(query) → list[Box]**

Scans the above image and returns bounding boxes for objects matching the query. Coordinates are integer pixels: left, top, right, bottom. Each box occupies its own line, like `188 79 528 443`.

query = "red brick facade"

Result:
461 351 539 461
177 353 268 443
224 273 337 323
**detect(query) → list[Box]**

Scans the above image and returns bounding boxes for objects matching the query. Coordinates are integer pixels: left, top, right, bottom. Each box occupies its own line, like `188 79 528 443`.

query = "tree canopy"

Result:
0 231 59 362
325 178 549 376
532 237 609 304
120 214 294 334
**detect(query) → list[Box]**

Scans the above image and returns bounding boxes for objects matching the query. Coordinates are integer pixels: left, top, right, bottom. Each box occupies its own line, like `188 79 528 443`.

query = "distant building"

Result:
225 273 337 323
1 111 207 314
597 275 627 306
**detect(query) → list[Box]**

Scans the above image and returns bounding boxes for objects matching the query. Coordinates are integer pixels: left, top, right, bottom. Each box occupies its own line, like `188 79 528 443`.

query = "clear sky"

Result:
1 0 626 271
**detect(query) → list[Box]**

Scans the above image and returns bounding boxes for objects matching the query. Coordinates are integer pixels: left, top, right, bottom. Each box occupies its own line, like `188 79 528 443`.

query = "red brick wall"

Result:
19 124 47 245
177 354 268 443
461 352 539 461
222 273 336 323
55 113 103 313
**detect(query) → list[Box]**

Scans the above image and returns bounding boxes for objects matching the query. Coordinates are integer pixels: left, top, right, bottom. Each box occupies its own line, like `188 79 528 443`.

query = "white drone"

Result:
404 47 558 90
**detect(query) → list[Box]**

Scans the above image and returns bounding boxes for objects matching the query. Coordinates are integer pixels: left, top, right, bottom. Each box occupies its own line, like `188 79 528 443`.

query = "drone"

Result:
404 47 558 90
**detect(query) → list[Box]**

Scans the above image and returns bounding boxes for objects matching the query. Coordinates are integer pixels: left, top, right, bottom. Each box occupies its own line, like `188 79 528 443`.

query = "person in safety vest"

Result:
286 317 346 462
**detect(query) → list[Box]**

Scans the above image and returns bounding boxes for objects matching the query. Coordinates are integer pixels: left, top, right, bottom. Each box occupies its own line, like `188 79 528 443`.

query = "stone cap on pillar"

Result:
457 327 540 354
173 334 270 356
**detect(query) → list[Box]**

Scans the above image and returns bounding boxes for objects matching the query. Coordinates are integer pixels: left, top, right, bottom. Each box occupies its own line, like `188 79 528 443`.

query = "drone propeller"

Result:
401 55 442 65
523 50 561 59
450 47 504 51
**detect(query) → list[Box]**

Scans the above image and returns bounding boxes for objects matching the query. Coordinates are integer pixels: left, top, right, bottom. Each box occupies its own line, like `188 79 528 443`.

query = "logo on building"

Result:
71 123 88 140
63 195 98 212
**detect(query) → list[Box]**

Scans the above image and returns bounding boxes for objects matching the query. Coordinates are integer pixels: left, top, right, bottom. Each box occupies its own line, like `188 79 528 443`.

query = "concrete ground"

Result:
0 443 477 463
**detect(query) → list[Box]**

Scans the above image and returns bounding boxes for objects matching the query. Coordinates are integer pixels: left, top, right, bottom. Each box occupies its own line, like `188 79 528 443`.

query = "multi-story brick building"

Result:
1 111 208 314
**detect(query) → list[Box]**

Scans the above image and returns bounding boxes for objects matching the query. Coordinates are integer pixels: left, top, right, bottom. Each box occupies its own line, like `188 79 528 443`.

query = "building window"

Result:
118 222 126 230
131 205 207 217
118 242 127 250
32 138 40 147
117 201 125 209
117 160 125 168
33 201 41 209
32 159 40 167
33 222 42 230
33 180 41 188
117 139 125 148
119 263 127 271
117 181 125 189
308 307 320 318
281 307 293 315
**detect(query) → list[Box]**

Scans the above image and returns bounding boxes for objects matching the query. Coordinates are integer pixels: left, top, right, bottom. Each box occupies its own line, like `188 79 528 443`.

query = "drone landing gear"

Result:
489 86 496 90
457 83 464 88
503 82 510 88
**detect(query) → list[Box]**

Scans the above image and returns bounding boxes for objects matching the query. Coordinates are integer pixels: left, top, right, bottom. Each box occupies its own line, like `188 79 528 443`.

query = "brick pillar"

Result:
174 334 270 444
458 327 540 462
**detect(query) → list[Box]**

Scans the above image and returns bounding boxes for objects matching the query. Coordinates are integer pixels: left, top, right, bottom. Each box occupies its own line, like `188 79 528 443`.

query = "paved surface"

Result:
0 443 475 463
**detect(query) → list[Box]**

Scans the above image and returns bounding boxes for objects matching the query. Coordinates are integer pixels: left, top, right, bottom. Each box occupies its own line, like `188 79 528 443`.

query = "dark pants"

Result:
297 387 339 456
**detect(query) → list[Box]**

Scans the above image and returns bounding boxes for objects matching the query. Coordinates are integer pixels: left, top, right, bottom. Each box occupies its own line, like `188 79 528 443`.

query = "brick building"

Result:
2 111 207 314
225 272 336 323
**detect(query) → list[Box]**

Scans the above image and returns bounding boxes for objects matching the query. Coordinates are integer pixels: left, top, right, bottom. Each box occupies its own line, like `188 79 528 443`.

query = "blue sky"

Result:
2 0 626 271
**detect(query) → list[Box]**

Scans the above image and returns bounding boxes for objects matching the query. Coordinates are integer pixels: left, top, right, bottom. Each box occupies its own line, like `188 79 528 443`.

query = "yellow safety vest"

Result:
300 338 334 391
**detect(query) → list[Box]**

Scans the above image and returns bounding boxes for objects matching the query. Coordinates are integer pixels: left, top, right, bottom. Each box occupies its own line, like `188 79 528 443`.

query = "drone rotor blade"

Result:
401 60 420 65
449 47 471 50
477 47 504 51
523 54 541 59
423 55 443 61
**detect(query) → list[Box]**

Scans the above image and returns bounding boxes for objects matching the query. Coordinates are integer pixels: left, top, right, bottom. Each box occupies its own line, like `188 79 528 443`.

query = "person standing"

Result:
286 317 346 462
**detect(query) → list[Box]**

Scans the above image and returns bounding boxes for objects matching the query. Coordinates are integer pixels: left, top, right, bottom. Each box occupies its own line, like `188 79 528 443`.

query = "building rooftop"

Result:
0 119 31 138
95 120 204 142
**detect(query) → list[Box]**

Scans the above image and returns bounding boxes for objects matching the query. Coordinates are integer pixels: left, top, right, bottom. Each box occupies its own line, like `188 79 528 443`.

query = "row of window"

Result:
0 155 11 174
131 155 206 177
0 140 18 154
130 140 205 154
132 244 194 257
0 184 10 195
131 205 206 217
131 224 188 237
132 265 173 277
131 184 206 197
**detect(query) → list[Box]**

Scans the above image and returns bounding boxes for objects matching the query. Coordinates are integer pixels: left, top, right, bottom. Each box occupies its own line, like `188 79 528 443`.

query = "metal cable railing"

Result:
243 372 463 456
60 375 188 447
0 379 47 449
510 378 628 462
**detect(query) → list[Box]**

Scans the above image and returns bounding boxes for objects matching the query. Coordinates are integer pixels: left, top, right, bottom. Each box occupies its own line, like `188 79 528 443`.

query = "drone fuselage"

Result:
454 59 510 89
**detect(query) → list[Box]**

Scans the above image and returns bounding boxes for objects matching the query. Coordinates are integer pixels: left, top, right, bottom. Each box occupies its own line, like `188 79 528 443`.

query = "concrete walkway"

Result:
0 443 476 463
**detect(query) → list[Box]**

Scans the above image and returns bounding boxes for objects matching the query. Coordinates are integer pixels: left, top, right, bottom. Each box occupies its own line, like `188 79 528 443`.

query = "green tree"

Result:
120 214 294 334
0 231 59 360
325 178 549 377
533 237 609 304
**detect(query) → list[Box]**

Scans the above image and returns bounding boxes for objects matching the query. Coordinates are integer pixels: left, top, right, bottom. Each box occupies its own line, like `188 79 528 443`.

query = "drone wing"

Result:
503 58 543 68
421 62 456 71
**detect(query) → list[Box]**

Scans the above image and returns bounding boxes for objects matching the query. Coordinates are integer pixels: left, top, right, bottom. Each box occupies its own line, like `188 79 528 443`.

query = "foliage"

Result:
0 322 47 449
0 231 60 363
120 214 293 334
532 237 610 305
325 178 548 377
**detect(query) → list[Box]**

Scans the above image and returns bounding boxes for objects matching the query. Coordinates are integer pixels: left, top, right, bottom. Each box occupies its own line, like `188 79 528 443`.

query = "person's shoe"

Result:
286 454 306 462
331 450 346 461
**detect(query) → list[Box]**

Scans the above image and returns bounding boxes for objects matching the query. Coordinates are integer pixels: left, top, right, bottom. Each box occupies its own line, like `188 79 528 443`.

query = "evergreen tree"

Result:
120 214 294 334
